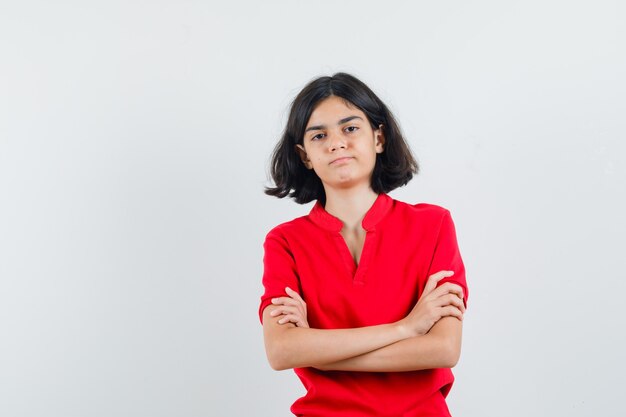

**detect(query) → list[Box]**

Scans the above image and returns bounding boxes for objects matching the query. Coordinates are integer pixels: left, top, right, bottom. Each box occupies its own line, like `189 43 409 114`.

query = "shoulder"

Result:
264 214 311 241
384 198 457 238
391 198 452 223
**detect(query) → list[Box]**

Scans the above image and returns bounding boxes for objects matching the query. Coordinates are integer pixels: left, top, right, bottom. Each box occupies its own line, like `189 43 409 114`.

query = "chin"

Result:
329 177 367 189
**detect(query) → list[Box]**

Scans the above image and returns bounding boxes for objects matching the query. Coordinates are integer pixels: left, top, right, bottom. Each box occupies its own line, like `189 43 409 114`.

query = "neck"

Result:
323 184 379 231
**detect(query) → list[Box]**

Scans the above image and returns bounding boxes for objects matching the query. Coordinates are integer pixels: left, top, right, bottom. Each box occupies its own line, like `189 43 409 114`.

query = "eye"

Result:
310 133 326 141
344 126 359 133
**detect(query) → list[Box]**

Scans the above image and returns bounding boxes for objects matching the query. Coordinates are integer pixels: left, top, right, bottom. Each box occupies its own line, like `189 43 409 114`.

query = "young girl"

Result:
259 73 468 417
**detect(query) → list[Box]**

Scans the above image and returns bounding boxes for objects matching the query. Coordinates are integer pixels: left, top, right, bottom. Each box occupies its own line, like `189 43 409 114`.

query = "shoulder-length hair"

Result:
265 72 418 205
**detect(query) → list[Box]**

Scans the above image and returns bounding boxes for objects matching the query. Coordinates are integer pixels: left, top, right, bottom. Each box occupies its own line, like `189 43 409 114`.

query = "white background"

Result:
1 1 625 416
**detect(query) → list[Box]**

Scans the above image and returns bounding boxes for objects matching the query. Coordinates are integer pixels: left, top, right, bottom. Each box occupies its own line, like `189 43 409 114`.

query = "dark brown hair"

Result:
265 72 418 204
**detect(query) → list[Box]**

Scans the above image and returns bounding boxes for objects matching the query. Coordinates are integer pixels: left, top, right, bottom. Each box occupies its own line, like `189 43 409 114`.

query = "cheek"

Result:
364 148 379 166
310 156 325 170
309 158 327 176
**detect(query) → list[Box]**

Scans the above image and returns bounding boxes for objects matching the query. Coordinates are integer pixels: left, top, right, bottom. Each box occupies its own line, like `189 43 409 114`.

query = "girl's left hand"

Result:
270 287 309 328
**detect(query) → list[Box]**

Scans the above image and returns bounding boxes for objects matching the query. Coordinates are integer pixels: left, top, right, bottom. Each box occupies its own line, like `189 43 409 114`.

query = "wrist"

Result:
394 319 416 339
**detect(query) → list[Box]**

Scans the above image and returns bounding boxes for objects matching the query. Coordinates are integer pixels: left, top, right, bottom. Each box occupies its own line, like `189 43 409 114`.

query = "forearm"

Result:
316 317 462 372
263 272 464 372
263 308 411 370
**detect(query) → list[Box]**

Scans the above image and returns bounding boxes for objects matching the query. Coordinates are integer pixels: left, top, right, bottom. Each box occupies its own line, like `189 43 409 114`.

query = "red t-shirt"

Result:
259 193 468 417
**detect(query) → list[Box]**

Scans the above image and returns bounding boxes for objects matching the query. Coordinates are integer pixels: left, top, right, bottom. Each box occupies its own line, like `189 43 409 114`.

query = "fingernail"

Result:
271 298 277 303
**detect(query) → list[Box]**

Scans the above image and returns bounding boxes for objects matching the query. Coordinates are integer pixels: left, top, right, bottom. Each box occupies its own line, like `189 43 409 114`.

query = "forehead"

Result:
306 96 366 127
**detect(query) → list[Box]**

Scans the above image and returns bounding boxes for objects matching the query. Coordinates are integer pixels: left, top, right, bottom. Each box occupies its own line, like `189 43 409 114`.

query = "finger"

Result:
423 270 455 295
272 297 302 305
453 294 466 314
273 300 306 320
285 287 306 305
278 314 305 325
440 305 464 321
285 288 306 307
270 307 300 317
441 293 466 313
271 297 303 308
279 292 307 318
270 305 303 317
430 282 463 299
430 293 464 314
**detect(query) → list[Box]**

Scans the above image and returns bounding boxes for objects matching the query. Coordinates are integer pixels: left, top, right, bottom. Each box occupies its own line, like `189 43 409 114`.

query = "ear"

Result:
374 124 385 154
295 144 313 169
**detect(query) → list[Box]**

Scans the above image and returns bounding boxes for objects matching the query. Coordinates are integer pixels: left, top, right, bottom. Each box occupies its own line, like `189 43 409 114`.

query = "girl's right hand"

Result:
398 270 465 338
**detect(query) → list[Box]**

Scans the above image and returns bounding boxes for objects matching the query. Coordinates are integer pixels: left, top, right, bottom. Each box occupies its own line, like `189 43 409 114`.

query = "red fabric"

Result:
259 193 468 417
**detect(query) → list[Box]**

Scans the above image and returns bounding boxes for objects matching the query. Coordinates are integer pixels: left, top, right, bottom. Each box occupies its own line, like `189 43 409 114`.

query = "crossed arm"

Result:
262 271 465 372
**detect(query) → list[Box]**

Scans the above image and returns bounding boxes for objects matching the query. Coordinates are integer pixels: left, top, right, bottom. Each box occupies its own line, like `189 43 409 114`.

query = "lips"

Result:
330 156 353 165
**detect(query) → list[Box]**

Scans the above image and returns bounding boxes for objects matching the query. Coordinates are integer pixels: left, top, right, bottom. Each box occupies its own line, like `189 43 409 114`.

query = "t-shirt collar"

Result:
308 193 393 232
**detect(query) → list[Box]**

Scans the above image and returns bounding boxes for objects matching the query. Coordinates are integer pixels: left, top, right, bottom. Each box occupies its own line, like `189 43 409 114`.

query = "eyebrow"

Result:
305 116 363 133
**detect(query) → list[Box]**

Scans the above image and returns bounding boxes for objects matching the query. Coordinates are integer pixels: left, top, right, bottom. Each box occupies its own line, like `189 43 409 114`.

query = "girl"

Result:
259 73 468 417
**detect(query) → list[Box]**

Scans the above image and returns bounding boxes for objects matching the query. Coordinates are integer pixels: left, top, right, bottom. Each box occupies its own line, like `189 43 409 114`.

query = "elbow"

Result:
268 360 288 372
440 338 461 368
443 351 460 369
265 340 294 371
427 316 463 368
267 353 290 371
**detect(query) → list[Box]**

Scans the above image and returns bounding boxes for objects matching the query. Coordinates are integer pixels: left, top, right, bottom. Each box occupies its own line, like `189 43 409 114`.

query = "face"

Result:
296 96 385 191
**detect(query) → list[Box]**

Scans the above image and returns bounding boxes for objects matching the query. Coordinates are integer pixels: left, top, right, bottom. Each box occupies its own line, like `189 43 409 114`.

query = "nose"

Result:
327 130 347 152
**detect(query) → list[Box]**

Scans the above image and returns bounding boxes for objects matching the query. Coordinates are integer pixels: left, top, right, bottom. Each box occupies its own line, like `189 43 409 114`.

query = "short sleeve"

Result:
427 210 469 307
258 227 301 323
